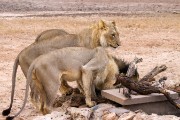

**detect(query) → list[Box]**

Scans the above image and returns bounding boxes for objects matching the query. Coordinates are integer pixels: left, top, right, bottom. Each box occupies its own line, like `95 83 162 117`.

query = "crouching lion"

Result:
5 47 139 120
2 20 120 118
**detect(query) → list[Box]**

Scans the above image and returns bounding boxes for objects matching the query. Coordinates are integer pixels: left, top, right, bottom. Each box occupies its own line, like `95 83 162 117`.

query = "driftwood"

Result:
117 57 180 109
53 88 110 107
122 57 142 98
139 65 167 82
117 75 180 109
126 57 142 78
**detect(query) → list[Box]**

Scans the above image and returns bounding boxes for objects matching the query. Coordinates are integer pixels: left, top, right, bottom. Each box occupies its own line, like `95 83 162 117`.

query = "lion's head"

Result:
92 20 120 48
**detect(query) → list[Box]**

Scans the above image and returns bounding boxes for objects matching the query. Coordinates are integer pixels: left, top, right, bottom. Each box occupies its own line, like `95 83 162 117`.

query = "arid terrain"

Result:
0 0 180 120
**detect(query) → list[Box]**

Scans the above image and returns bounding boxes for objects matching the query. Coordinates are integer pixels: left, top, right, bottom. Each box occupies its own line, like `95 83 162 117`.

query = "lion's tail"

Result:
2 54 20 117
5 59 35 120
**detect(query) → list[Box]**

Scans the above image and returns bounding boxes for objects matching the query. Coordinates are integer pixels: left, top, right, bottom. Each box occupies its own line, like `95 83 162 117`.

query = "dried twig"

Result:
139 65 167 82
122 57 142 98
126 57 142 78
117 57 179 109
53 88 109 107
117 75 180 109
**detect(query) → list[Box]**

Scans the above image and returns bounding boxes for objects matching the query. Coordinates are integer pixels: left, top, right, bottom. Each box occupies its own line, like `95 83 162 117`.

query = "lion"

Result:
5 47 139 119
5 47 117 119
35 29 68 42
2 20 120 117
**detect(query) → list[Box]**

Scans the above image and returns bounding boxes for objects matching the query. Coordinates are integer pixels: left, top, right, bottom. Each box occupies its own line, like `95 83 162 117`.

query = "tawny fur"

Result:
35 29 68 42
21 47 119 115
24 47 139 115
4 20 120 119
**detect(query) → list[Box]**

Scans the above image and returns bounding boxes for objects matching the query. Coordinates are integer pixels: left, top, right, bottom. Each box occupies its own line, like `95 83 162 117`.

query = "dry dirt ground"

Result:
0 0 179 17
0 0 180 120
0 14 179 120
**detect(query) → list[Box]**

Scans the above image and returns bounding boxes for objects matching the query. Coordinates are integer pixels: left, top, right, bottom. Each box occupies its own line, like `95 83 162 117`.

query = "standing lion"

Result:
2 20 120 118
4 47 117 119
4 47 139 120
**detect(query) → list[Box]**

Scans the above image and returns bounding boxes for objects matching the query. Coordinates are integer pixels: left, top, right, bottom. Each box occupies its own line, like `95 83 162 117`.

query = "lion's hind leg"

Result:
30 89 40 111
35 67 60 115
33 76 49 115
30 70 41 110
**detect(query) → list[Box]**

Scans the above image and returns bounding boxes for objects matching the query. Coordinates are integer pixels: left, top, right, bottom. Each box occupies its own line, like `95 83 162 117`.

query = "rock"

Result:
33 111 71 120
133 112 147 120
132 112 180 120
118 112 136 120
148 113 180 120
102 112 119 120
91 103 115 119
91 104 130 120
67 107 92 120
33 104 180 120
108 107 130 116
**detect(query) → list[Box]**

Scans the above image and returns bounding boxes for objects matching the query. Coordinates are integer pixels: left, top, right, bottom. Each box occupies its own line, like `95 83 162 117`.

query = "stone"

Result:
118 112 136 120
33 111 71 120
102 112 119 120
133 112 146 120
148 113 180 120
91 103 116 119
108 107 130 116
67 107 92 120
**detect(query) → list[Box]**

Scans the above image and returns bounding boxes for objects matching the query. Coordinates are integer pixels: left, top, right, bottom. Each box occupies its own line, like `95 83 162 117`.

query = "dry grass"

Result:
0 14 179 36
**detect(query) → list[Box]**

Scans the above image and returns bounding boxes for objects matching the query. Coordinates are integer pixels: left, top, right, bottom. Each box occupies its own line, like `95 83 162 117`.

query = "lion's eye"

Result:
112 34 115 38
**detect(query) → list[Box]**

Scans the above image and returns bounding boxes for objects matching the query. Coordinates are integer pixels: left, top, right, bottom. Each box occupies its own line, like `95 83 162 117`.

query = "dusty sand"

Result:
0 0 179 17
0 14 179 120
0 0 180 119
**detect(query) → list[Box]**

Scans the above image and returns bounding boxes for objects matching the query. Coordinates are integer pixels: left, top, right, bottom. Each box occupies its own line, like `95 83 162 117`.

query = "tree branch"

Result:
117 75 180 109
139 65 167 82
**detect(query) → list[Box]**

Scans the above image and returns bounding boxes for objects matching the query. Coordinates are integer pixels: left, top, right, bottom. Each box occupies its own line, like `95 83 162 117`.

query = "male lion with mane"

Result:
2 20 120 118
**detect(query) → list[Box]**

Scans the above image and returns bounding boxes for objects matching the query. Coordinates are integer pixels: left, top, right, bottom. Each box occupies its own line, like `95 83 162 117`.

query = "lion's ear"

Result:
112 21 116 26
98 20 106 29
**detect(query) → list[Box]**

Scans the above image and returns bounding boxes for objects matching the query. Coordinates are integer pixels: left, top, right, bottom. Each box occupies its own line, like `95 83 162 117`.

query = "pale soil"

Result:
0 14 180 119
0 0 180 12
0 0 180 17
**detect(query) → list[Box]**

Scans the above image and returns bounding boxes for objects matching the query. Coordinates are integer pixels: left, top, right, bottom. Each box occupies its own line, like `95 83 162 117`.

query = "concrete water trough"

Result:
101 89 180 115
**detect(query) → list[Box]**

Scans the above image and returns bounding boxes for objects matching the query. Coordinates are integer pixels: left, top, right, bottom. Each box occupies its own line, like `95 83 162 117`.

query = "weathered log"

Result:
117 58 179 109
158 76 167 83
122 87 132 98
53 89 109 107
121 57 142 98
126 57 142 78
139 65 167 82
151 76 167 88
117 75 180 109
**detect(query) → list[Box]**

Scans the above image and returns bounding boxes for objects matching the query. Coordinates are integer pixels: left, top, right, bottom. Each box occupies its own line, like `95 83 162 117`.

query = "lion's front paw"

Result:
86 101 96 107
42 108 50 115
